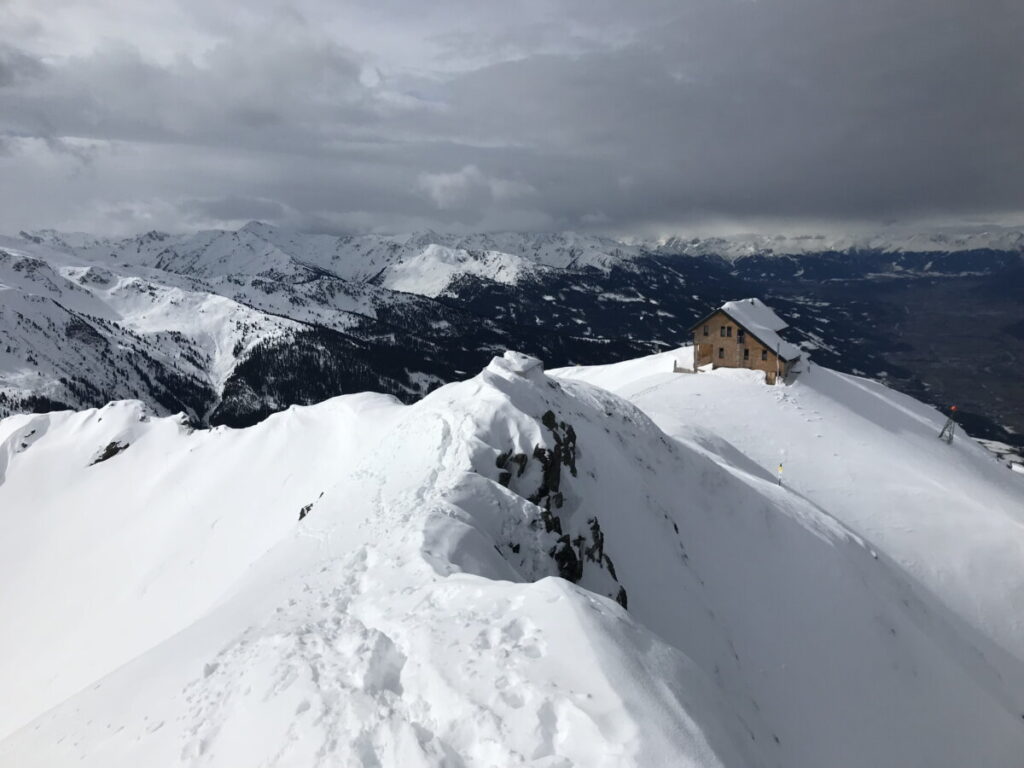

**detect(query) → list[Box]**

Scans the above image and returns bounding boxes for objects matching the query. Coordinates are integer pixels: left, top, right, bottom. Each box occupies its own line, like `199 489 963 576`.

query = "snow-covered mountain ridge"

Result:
25 221 1024 266
0 226 647 424
1 350 1023 767
21 223 640 287
654 226 1024 260
4 222 1023 444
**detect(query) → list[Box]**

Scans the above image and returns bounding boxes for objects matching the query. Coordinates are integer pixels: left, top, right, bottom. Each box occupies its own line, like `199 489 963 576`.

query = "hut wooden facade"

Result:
689 298 801 384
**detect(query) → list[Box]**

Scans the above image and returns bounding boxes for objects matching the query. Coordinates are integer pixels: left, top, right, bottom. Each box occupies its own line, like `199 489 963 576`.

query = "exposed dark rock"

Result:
540 509 562 535
603 554 618 581
585 517 605 562
89 440 129 466
572 534 586 561
541 410 558 431
494 413 624 607
64 318 109 348
495 449 528 486
550 534 583 583
614 586 628 609
527 413 577 512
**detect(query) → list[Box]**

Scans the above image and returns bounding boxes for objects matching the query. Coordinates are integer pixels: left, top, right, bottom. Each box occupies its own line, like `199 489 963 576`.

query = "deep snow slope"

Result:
3 353 1024 767
554 350 1024 668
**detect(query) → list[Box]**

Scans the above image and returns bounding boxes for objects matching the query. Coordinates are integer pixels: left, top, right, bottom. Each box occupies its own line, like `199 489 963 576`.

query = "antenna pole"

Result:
938 405 958 444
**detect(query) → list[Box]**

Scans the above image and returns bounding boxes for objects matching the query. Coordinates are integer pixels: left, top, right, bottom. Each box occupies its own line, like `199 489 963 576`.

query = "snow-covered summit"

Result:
2 350 1023 767
383 243 537 297
488 349 545 379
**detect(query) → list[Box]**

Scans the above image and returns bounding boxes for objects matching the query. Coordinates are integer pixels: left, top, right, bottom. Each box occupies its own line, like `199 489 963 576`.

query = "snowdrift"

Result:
1 352 1023 767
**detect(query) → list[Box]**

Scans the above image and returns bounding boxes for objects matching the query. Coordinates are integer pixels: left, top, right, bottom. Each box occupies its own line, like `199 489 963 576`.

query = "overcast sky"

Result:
1 0 1022 236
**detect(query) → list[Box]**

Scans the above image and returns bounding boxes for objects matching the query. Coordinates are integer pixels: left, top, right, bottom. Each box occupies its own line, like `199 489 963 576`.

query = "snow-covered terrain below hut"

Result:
2 351 1024 767
553 348 1024 658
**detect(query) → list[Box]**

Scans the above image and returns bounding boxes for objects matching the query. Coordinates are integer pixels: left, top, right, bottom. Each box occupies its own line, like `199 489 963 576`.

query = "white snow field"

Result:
1 351 1023 767
553 348 1024 661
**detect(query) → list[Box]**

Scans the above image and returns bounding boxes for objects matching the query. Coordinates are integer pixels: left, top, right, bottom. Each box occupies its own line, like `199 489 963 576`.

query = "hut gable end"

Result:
689 298 802 384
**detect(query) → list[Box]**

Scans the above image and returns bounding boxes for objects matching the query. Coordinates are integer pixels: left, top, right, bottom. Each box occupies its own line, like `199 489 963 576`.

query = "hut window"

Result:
726 326 733 337
761 350 768 361
719 326 726 337
737 328 745 342
703 325 709 336
718 347 724 359
743 349 750 360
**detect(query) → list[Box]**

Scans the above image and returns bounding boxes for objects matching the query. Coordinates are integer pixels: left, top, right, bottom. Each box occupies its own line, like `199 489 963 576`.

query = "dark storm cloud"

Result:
0 0 1021 234
180 196 287 223
0 44 46 87
429 1 1024 224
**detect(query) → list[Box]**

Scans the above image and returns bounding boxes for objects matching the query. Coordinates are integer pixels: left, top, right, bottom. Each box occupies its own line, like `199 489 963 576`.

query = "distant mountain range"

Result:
654 225 1024 260
2 223 1022 440
0 226 652 425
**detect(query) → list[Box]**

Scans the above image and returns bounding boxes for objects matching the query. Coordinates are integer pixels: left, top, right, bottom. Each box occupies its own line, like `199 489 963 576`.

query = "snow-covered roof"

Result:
720 298 788 333
695 298 802 361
